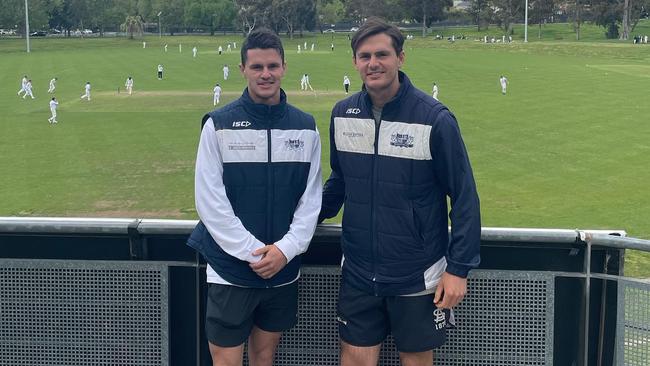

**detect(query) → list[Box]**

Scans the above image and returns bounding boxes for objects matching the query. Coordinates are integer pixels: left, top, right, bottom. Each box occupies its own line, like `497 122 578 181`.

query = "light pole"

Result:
157 11 162 37
24 0 30 53
524 0 528 42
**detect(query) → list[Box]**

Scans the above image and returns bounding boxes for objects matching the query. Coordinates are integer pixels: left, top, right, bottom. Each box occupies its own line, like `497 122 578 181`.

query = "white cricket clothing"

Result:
222 66 229 80
213 86 222 105
125 78 134 95
432 84 439 100
500 77 508 93
192 47 197 57
343 76 350 85
23 82 34 99
300 75 307 90
81 83 91 100
48 78 56 93
48 99 59 122
196 118 322 285
18 77 28 96
304 75 313 91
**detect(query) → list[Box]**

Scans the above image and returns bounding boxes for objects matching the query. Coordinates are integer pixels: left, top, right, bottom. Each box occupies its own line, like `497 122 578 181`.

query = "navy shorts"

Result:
205 282 298 347
337 279 449 353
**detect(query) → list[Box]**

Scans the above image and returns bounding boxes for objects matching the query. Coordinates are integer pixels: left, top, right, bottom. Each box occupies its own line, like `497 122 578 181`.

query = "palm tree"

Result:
121 15 144 39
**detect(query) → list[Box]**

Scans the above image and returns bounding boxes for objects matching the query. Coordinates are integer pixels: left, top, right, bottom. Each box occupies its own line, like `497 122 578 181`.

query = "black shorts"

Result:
205 282 299 347
337 279 449 353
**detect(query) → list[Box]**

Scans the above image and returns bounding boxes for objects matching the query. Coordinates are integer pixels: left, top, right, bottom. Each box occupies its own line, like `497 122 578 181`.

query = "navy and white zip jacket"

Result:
188 88 322 288
319 72 480 296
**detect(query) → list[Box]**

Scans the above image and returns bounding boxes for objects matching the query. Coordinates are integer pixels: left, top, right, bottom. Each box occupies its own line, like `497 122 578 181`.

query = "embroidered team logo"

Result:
284 139 304 151
390 133 414 148
345 108 361 115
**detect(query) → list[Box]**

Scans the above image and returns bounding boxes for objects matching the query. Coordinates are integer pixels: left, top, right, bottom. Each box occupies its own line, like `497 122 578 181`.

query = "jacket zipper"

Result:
266 113 273 288
371 112 381 295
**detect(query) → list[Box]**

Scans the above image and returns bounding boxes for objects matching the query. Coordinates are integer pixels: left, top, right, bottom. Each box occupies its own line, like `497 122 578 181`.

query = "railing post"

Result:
581 230 591 366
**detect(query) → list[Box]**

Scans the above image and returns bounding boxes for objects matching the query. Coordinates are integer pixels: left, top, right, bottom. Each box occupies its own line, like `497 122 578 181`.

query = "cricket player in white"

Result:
432 82 439 100
17 76 28 96
300 74 307 90
125 76 134 95
499 75 508 95
343 75 350 94
218 45 223 55
157 64 164 80
222 64 229 80
193 46 198 58
48 97 59 124
227 44 231 52
81 82 91 101
164 44 168 52
23 80 35 99
48 77 57 93
302 74 313 91
213 83 222 106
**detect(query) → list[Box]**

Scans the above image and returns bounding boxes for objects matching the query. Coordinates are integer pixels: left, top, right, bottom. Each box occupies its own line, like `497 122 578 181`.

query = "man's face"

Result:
240 48 286 105
353 33 404 95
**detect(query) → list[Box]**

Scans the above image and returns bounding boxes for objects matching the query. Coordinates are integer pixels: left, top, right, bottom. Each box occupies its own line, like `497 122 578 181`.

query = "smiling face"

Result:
353 33 404 101
240 48 286 105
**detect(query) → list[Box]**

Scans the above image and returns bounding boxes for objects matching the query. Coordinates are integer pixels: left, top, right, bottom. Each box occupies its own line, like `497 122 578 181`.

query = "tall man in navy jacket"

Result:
188 28 322 366
319 17 481 366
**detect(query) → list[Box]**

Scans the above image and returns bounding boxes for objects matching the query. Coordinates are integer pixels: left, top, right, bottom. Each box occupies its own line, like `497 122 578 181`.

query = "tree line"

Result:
0 0 647 40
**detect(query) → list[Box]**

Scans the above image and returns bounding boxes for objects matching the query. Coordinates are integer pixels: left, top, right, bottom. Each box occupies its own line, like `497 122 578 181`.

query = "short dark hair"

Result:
351 17 404 57
241 28 285 65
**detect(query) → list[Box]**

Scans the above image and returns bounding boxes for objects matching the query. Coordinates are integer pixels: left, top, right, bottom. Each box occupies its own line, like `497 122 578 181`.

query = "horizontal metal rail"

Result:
3 217 648 251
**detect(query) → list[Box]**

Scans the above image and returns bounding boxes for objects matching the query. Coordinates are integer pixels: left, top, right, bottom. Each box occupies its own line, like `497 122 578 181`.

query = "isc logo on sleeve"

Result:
232 120 251 127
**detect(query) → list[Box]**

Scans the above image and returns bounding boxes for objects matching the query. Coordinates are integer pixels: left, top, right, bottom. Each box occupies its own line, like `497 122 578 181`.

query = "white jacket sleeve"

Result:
274 128 323 263
195 118 265 263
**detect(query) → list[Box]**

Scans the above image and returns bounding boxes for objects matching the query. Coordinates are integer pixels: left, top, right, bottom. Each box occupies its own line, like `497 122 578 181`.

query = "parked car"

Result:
350 27 359 32
323 28 335 33
29 31 47 37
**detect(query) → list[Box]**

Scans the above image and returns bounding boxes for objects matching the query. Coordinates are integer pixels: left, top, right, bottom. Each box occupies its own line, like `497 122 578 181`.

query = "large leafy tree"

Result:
121 14 143 38
467 0 493 31
592 0 621 38
399 0 452 36
529 0 556 38
318 0 345 27
345 0 392 21
491 0 524 35
0 0 51 34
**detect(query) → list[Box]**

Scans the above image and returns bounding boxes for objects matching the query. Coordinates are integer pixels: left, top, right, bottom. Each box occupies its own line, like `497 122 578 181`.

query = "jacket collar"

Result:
241 88 287 121
361 71 411 114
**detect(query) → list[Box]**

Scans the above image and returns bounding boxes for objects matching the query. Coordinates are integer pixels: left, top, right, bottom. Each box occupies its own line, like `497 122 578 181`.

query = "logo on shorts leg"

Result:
336 316 348 326
433 309 446 330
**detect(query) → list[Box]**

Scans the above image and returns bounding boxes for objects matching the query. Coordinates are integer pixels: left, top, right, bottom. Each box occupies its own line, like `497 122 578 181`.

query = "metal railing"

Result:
1 217 649 365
